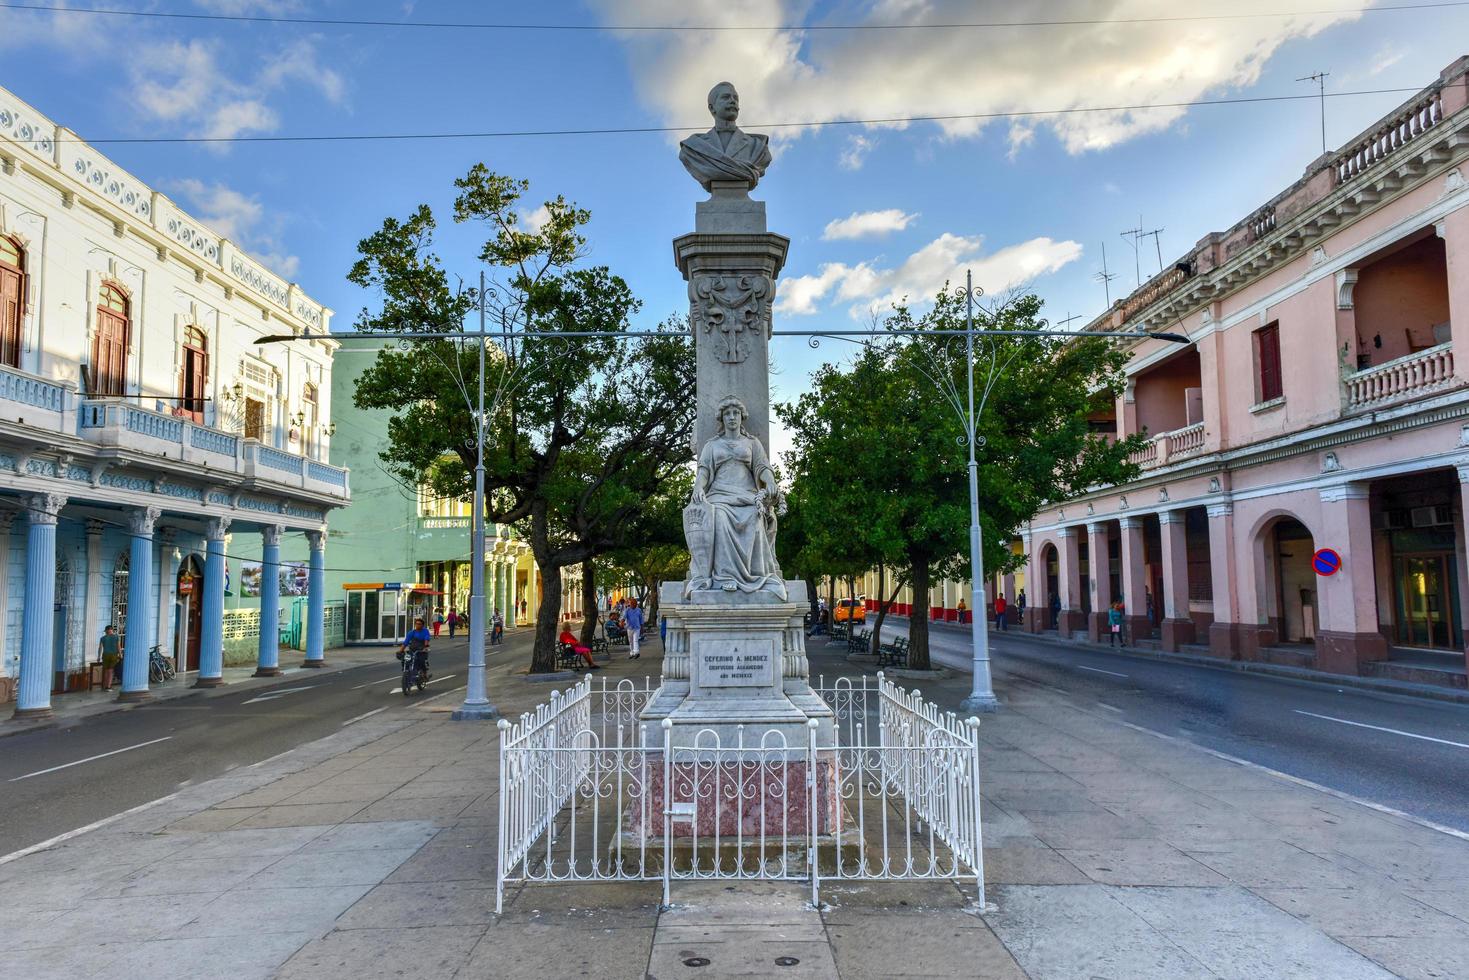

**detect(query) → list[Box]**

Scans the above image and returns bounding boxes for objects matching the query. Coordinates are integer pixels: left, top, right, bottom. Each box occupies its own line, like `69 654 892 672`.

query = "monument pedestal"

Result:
641 581 833 750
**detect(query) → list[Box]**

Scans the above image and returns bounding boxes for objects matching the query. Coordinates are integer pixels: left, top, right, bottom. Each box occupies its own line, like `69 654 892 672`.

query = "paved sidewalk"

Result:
2 641 1467 978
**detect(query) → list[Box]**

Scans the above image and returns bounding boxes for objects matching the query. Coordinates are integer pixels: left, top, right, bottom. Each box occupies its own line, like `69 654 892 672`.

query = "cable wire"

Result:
1 1 1465 32
64 86 1431 145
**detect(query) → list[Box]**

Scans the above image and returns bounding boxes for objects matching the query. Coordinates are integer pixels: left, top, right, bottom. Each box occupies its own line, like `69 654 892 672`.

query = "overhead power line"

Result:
66 86 1426 146
1 1 1467 32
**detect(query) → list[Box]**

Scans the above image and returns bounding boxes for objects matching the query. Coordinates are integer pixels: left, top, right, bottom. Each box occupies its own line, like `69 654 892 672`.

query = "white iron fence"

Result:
495 674 986 912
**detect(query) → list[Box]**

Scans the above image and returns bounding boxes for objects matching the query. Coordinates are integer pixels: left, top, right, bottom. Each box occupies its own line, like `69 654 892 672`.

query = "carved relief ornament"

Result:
689 274 773 364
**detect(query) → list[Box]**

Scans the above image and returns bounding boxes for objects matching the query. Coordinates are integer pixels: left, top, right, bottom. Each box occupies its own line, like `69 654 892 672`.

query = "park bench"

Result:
591 635 609 660
556 639 586 672
876 636 909 669
847 629 871 655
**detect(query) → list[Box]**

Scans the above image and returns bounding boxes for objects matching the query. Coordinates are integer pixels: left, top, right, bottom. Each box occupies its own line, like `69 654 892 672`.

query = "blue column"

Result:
13 493 64 719
254 524 283 677
302 529 326 667
118 506 159 703
194 517 229 688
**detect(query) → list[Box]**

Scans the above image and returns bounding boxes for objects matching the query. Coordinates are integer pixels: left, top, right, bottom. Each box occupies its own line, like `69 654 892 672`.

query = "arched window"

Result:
179 326 208 422
0 236 25 369
91 282 130 396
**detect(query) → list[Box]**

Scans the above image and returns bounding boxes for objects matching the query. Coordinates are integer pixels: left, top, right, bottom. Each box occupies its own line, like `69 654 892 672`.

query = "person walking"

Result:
957 597 968 624
97 625 121 691
491 608 504 646
446 607 459 638
1017 589 1027 626
623 598 644 660
432 607 444 637
1049 591 1061 630
1108 599 1126 647
994 594 1008 631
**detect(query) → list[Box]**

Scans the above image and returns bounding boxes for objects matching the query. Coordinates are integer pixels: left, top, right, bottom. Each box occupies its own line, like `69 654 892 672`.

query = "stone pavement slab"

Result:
4 644 1469 977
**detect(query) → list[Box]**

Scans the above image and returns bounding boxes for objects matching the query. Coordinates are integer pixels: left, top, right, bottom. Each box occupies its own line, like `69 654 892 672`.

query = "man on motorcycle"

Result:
399 617 432 683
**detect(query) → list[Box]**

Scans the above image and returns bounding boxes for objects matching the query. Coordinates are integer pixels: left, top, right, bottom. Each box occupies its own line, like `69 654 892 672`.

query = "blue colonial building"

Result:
0 84 350 717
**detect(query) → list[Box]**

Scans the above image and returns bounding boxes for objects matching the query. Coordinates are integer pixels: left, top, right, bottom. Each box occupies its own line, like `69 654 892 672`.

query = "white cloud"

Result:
171 178 299 278
822 208 918 241
518 204 553 233
775 234 1083 317
128 36 344 145
593 0 1367 157
839 133 876 170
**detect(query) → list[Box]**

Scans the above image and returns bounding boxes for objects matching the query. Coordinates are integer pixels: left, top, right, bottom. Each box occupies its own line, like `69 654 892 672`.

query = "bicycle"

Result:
148 644 176 684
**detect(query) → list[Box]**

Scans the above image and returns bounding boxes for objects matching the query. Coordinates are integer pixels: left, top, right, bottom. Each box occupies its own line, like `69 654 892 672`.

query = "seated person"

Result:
558 630 599 670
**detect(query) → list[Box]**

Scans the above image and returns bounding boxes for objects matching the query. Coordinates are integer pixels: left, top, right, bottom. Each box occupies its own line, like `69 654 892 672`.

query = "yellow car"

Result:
833 597 867 623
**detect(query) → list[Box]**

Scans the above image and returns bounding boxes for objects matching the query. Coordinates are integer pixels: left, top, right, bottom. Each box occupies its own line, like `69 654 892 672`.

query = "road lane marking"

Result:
0 790 182 866
1294 710 1469 750
350 677 397 690
8 736 174 782
241 685 318 705
1076 665 1129 678
341 706 389 726
387 673 457 695
1096 702 1123 713
1110 717 1469 843
416 685 468 706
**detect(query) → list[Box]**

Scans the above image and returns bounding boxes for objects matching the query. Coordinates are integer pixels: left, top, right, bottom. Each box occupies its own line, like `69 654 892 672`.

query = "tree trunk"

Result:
526 503 564 674
871 571 907 655
532 569 564 673
907 560 932 671
579 564 598 647
826 576 836 631
869 566 885 654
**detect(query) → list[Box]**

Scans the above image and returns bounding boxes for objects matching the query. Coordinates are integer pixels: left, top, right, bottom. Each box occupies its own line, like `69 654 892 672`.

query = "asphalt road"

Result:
0 635 503 856
868 617 1469 833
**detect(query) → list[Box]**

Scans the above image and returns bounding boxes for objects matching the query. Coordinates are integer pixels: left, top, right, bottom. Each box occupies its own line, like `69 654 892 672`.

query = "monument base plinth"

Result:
625 753 842 841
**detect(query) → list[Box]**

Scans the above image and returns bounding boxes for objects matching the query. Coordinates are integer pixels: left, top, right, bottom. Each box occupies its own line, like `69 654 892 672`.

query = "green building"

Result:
225 336 584 654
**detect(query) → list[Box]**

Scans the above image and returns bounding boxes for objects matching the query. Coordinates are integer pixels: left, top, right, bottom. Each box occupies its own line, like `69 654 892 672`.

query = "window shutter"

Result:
1257 324 1282 402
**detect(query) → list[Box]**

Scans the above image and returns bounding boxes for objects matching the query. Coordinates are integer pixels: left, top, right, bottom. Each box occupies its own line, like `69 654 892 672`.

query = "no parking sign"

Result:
1312 548 1342 576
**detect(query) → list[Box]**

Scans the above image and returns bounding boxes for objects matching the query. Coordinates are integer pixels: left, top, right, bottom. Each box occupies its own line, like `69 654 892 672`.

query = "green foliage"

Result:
348 166 694 671
777 287 1143 667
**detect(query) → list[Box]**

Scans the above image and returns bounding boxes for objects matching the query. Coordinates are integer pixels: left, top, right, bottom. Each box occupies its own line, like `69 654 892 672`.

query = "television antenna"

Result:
1297 70 1330 154
1094 242 1118 306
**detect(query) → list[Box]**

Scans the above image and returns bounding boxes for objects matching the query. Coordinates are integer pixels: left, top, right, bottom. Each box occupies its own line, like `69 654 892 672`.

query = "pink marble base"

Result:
628 755 841 840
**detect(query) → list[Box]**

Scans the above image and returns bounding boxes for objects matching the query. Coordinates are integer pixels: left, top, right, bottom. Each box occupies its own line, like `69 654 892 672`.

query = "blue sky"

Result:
4 0 1468 454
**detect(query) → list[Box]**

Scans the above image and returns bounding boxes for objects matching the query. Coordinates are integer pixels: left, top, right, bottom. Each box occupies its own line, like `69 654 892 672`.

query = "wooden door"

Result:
179 327 208 422
92 286 130 396
244 398 265 441
177 563 203 671
0 246 21 369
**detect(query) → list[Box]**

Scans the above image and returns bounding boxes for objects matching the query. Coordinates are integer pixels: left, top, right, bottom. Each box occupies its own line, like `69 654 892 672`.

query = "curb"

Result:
1013 629 1469 706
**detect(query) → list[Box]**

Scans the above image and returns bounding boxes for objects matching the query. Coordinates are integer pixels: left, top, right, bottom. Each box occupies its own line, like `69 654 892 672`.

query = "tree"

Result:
778 287 1143 670
600 467 693 634
348 166 694 672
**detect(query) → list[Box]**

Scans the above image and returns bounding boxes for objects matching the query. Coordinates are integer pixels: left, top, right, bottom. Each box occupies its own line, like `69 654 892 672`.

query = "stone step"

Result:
1255 645 1317 670
1363 658 1468 690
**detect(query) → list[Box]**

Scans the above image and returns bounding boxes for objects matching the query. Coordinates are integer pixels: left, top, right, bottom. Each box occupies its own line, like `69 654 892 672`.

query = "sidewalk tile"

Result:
985 884 1213 979
232 802 372 829
86 853 278 899
647 935 833 978
299 820 439 853
241 846 422 889
382 841 497 883
172 825 329 859
1179 839 1368 889
0 939 123 980
346 794 478 823
1255 885 1469 939
277 925 486 980
172 883 374 939
1107 885 1396 979
461 923 653 980
334 880 497 929
982 841 1090 885
1338 933 1469 980
827 911 1025 979
1056 839 1229 886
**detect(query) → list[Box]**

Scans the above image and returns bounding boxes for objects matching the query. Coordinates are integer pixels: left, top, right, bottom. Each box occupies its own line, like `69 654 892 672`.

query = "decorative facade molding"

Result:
204 516 232 540
261 523 285 547
1319 483 1370 503
306 528 326 551
27 492 66 524
1206 501 1234 518
1335 267 1359 310
128 506 162 536
688 274 772 364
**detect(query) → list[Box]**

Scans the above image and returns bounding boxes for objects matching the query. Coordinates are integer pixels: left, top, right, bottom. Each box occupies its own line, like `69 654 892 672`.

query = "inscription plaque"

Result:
696 637 774 687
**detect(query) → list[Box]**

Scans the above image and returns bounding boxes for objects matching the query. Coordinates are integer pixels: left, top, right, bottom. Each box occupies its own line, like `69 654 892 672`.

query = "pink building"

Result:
1024 56 1469 692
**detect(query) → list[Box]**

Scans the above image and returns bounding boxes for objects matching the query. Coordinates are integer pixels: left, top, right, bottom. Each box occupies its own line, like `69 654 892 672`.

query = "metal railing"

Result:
495 673 985 913
1344 341 1455 410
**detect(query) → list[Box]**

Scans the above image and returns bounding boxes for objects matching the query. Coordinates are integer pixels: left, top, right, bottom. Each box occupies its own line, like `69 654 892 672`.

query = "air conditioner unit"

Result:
1380 509 1409 530
1410 505 1451 528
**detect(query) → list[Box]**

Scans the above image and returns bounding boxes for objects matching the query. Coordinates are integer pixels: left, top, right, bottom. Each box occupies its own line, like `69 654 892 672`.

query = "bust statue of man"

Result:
679 81 773 193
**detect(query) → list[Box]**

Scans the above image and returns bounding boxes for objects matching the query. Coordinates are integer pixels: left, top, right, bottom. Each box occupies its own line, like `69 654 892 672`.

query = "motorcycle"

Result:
397 641 431 695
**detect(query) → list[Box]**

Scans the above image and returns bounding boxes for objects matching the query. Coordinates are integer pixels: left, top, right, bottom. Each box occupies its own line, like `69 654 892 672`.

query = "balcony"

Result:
0 363 74 435
77 399 349 500
1128 422 1207 471
1343 342 1456 412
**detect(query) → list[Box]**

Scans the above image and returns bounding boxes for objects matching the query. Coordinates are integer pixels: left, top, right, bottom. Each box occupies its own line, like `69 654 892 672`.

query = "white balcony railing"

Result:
1343 342 1455 411
1128 421 1207 470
